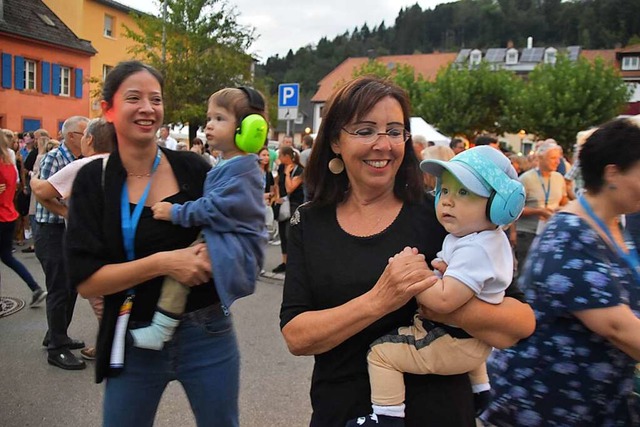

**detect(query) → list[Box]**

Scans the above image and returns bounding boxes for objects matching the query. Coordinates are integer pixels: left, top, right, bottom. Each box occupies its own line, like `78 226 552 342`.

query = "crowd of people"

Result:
1 60 639 427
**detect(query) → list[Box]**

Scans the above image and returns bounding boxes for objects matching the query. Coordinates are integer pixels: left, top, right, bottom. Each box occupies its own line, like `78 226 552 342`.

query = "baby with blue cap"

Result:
347 146 525 427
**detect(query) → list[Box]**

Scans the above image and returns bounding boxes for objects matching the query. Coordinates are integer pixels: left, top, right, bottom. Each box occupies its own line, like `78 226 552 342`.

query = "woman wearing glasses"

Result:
279 76 535 427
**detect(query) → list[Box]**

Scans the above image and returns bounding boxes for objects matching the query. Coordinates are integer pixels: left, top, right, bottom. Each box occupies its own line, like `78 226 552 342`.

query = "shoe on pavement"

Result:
42 337 85 350
272 263 286 274
80 347 96 360
47 348 86 370
30 289 47 307
21 246 35 253
346 414 405 427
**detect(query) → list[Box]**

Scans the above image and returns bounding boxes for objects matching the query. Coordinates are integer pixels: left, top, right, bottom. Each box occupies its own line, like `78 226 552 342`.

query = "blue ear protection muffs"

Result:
430 149 525 226
235 86 269 154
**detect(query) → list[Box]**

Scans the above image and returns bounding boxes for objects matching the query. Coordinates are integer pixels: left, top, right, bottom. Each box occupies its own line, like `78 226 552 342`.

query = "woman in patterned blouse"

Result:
482 116 640 427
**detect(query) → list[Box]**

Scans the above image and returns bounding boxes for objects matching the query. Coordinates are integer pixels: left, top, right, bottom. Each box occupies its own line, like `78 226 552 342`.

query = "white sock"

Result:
130 311 180 351
472 383 491 393
372 403 405 418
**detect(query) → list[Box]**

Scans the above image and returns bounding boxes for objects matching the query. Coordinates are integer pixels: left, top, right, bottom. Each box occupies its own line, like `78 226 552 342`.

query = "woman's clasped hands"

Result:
370 246 438 315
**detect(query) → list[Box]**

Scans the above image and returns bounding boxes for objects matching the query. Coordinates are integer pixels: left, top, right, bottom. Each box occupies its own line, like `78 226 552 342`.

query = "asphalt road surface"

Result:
0 241 313 427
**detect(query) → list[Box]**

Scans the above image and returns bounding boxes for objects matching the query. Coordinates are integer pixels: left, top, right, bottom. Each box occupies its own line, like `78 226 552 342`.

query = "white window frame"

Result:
104 14 114 37
544 47 557 65
622 56 640 71
102 64 113 81
506 48 518 65
24 59 37 91
59 66 71 97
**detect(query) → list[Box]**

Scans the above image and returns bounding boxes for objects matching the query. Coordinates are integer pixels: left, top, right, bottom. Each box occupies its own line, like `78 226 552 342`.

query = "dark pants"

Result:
0 220 40 292
35 222 77 350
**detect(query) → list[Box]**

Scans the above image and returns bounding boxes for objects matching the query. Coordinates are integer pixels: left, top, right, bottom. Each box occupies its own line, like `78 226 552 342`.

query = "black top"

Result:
277 164 304 208
65 147 218 382
280 193 525 427
264 169 275 193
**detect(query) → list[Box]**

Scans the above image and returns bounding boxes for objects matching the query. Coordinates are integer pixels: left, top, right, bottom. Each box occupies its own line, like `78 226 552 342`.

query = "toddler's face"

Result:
436 171 495 237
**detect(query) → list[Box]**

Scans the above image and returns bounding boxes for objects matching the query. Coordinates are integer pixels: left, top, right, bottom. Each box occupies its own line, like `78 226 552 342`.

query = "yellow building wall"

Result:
44 0 146 117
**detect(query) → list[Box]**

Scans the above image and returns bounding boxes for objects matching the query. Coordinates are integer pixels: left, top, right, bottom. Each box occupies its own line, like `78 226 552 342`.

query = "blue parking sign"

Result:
278 83 299 108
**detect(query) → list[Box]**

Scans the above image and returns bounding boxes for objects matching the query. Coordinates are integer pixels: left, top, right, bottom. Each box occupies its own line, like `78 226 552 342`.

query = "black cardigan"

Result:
65 147 211 382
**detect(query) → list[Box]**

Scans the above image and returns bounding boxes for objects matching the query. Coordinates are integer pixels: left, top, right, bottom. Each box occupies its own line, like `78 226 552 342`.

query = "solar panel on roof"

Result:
521 48 544 62
455 49 471 63
484 48 506 63
567 46 581 61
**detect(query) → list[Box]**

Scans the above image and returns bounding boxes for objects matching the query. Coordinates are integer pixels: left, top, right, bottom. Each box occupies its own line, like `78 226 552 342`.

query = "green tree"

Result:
515 55 630 153
124 0 256 140
419 63 524 140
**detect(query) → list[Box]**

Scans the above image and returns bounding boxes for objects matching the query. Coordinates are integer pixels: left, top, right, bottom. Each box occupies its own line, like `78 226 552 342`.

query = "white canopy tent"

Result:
410 117 450 146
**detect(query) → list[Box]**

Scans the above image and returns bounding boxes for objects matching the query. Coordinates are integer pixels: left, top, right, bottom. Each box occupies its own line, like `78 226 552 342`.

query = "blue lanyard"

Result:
536 169 551 208
579 196 640 284
121 149 162 262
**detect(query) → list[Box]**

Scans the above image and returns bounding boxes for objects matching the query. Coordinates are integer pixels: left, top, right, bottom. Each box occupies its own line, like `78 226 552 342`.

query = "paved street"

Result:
0 241 313 427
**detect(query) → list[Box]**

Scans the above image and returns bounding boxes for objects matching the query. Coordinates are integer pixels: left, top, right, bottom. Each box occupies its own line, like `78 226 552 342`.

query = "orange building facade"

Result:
0 37 93 134
0 0 95 134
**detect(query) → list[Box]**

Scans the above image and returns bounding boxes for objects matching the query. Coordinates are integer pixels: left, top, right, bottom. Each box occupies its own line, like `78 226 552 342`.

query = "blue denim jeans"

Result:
103 304 240 427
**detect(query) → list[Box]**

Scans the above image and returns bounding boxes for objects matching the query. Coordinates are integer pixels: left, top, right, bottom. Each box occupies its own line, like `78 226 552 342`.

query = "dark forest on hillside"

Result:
256 0 640 96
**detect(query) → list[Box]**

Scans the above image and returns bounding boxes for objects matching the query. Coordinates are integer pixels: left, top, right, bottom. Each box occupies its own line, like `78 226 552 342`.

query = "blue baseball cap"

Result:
420 146 518 198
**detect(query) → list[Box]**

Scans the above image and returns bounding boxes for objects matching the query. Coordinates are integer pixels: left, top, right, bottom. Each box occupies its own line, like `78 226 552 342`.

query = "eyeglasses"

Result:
70 131 85 136
341 126 410 145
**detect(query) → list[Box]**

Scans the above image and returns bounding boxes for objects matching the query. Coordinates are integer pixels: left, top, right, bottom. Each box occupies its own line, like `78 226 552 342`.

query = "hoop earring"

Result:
328 155 344 174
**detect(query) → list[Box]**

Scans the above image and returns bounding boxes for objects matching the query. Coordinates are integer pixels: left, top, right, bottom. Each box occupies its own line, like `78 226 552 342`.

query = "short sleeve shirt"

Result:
482 212 640 427
517 168 567 234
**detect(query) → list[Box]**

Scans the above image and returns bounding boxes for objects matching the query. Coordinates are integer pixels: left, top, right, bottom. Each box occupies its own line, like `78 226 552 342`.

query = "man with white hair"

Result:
35 115 88 370
515 141 568 274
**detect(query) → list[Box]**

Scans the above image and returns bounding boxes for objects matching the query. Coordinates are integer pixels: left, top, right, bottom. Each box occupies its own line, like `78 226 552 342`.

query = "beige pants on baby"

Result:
367 313 491 406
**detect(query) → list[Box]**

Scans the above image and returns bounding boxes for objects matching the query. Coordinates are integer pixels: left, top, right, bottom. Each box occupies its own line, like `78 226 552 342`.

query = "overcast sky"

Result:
122 0 453 62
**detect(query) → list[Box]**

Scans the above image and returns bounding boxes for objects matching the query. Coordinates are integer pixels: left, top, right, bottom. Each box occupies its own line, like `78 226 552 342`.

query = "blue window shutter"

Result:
41 61 50 94
22 119 41 132
14 56 24 90
1 54 11 89
74 68 83 98
52 64 60 95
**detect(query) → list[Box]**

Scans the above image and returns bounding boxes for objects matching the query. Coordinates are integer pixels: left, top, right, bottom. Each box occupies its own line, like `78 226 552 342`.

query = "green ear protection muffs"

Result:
235 86 269 154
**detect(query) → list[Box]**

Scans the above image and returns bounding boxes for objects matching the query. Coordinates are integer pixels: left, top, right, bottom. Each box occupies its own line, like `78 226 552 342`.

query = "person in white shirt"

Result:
158 125 178 150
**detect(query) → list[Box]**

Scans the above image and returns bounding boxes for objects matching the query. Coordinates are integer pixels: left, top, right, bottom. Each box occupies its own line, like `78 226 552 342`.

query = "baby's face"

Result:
436 171 495 237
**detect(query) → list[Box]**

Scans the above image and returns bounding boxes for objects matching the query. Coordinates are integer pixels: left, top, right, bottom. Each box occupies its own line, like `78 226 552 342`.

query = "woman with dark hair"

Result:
279 76 535 427
482 116 640 426
64 61 238 426
272 145 304 273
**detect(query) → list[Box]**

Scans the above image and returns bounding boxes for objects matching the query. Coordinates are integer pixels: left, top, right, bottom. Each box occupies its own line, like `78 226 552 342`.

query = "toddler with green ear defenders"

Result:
129 87 269 351
347 146 525 427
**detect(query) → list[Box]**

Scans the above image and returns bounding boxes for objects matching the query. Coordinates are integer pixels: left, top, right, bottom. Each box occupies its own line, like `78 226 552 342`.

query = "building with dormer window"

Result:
43 0 147 117
616 44 640 115
0 0 96 133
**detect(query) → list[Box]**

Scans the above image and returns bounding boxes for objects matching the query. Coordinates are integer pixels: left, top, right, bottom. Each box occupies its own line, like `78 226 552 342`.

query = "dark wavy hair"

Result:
580 117 640 193
102 61 164 108
304 76 422 206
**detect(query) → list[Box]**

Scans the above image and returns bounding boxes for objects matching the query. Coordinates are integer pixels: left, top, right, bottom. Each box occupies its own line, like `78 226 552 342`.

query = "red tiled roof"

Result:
311 53 457 102
581 49 616 64
616 44 640 54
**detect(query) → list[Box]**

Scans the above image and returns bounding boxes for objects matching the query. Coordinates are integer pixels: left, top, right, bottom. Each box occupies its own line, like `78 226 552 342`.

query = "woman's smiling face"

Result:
102 69 163 145
332 96 406 195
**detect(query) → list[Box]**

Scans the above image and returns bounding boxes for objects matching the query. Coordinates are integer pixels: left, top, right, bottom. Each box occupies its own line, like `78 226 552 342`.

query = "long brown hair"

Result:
304 76 422 206
0 131 13 164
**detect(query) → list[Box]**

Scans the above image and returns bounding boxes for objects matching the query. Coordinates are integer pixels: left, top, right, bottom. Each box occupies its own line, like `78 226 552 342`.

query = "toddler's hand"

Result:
152 201 173 221
431 258 447 278
388 246 419 264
